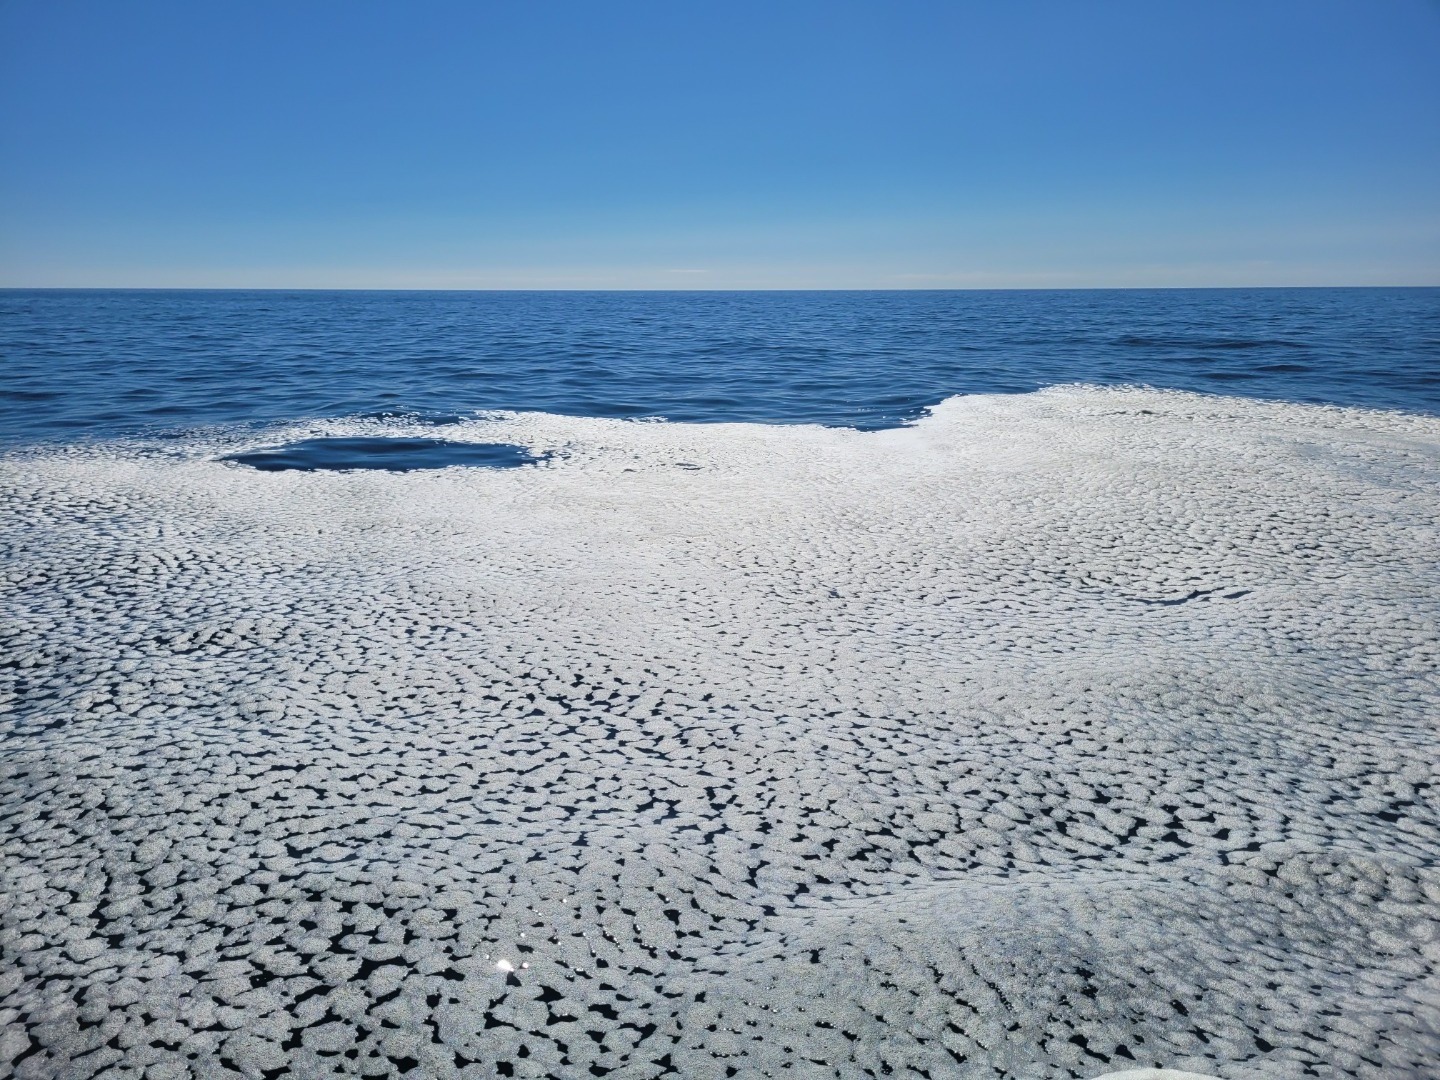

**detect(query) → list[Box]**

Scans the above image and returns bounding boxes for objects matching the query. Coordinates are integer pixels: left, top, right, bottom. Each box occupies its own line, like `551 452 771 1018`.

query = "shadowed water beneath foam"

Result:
224 437 544 471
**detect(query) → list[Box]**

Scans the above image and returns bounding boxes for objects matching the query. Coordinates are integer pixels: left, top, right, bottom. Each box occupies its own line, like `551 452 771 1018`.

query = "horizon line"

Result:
2 283 1437 293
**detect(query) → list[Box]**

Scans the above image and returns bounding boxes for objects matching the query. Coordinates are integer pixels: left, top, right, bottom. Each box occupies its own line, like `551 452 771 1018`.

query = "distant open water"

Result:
2 288 1437 448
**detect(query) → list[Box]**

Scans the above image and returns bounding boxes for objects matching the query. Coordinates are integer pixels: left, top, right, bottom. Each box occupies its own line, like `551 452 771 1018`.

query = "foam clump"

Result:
2 386 1437 1079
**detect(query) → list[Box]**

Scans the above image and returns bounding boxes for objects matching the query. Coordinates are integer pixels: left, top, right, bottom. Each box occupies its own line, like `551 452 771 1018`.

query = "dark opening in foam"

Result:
224 437 544 472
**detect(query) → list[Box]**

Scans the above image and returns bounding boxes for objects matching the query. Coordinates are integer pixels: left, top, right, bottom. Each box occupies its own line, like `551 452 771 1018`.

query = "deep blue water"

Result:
2 288 1437 448
223 437 543 472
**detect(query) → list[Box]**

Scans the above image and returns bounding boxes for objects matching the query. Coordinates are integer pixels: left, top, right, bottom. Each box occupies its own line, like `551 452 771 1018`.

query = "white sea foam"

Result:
2 386 1438 1078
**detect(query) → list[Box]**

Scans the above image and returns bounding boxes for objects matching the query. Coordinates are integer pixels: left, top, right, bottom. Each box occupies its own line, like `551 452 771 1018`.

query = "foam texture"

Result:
3 387 1438 1079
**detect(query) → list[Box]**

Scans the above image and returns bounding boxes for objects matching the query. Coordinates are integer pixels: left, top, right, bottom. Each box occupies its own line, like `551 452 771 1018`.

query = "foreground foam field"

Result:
2 386 1437 1079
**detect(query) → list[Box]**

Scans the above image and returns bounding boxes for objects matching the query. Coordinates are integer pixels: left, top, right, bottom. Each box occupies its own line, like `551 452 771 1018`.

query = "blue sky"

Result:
1 0 1437 288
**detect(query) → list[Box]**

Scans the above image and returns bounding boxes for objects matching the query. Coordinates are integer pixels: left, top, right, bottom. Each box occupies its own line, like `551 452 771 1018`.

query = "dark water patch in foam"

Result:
224 437 544 472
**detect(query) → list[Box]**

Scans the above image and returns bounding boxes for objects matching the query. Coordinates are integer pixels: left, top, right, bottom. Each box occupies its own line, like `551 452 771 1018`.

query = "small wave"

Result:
1114 334 1308 350
1198 370 1258 381
352 408 478 425
1254 362 1316 374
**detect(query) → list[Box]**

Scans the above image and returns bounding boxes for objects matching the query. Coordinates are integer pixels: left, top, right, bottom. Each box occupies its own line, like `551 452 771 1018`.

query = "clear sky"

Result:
1 0 1438 289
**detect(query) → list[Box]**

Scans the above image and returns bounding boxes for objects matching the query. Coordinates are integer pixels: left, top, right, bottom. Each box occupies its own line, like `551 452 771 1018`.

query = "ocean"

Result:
2 287 1437 447
2 288 1438 1079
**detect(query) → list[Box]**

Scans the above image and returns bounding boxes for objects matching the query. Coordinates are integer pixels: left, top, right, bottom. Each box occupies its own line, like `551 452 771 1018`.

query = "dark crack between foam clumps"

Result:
223 436 545 472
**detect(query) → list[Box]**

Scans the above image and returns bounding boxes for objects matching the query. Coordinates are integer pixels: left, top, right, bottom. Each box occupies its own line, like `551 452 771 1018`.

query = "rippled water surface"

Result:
2 287 1436 445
